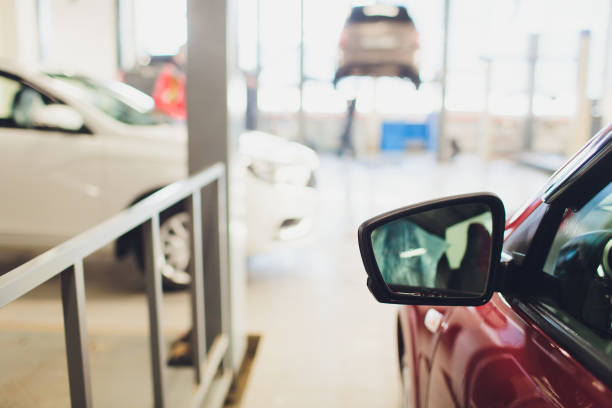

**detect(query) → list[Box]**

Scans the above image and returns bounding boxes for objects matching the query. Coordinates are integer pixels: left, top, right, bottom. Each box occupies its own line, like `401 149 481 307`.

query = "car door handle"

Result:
424 308 444 333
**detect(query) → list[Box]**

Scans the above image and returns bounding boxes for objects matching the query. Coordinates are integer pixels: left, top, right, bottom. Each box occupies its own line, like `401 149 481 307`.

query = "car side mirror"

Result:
358 193 505 306
32 104 85 132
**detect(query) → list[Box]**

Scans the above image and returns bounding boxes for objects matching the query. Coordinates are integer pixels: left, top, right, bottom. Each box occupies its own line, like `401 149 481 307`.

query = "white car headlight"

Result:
248 159 311 186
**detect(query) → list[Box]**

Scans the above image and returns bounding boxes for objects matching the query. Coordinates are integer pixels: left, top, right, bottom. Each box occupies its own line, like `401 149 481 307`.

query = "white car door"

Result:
0 73 105 248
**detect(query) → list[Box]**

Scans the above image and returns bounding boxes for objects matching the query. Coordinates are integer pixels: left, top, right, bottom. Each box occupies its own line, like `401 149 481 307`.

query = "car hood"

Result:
239 131 319 169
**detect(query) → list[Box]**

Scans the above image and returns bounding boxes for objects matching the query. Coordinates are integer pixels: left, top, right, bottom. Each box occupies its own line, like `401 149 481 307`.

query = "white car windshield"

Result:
47 74 172 126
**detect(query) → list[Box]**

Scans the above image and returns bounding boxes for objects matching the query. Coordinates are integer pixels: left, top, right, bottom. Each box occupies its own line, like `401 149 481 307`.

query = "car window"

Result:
0 74 55 129
539 180 612 358
47 74 172 126
0 75 21 121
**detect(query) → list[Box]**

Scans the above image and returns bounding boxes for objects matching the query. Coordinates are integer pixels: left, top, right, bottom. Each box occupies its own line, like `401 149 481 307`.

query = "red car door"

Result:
399 305 453 408
368 131 612 408
425 179 612 407
426 294 610 407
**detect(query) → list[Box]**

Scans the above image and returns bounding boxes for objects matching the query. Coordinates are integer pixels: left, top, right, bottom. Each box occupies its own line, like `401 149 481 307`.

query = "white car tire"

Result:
158 211 192 290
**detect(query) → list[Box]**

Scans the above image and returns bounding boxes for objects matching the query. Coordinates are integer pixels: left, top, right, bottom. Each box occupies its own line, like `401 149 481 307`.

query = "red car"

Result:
358 125 612 407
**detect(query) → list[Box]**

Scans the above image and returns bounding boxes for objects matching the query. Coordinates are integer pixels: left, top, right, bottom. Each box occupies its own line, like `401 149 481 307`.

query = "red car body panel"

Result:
398 134 612 407
398 305 451 408
504 198 542 240
400 294 612 407
391 127 612 407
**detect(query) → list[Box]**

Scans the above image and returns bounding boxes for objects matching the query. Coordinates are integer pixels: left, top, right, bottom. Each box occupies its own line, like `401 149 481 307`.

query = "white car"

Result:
0 60 318 288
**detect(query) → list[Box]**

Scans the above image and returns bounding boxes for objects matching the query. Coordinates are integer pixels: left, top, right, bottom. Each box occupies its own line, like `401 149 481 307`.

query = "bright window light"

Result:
302 81 346 114
133 0 187 56
363 5 400 18
258 86 300 113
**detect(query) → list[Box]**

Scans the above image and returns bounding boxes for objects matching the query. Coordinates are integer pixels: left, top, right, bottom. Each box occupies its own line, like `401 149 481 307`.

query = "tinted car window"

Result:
0 75 53 129
540 180 612 358
0 75 20 121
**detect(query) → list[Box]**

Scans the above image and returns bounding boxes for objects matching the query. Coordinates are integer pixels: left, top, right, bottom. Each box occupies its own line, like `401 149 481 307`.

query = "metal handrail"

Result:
0 162 233 408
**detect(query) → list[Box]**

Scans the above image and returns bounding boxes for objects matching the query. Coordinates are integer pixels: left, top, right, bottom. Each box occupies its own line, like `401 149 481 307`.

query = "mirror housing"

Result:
33 104 85 131
358 193 506 306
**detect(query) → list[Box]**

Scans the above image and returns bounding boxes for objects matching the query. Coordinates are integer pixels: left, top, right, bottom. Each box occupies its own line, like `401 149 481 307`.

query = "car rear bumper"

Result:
334 62 420 88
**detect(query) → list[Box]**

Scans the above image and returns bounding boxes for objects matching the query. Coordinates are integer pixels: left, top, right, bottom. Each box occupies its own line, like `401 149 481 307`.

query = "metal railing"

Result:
0 162 233 408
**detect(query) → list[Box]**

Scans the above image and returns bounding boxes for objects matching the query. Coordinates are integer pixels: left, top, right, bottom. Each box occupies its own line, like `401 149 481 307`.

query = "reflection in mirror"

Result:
371 203 493 297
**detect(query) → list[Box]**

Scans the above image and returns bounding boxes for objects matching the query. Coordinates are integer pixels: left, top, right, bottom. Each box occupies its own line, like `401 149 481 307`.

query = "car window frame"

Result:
0 70 93 135
507 137 612 388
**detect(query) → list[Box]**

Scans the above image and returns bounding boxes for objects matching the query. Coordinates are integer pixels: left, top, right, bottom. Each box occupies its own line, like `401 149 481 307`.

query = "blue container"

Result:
381 122 430 151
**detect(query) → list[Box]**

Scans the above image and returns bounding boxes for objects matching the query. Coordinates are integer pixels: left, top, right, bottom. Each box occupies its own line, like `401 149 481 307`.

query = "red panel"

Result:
424 294 612 407
504 198 542 240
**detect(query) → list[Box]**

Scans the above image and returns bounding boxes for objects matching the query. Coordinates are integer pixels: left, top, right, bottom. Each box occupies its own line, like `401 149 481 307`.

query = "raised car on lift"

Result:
334 4 421 88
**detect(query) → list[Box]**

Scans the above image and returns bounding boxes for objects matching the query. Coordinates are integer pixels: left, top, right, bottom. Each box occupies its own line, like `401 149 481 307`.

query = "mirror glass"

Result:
371 203 493 297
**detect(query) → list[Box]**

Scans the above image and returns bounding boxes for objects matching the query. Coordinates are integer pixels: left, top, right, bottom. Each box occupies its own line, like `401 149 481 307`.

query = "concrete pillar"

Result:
437 0 450 162
479 57 493 160
298 0 305 143
599 0 612 126
568 30 592 157
0 0 39 65
524 34 539 151
187 0 246 374
117 0 138 70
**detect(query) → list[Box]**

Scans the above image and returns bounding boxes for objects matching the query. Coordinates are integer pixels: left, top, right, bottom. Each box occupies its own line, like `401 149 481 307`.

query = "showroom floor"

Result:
0 152 551 407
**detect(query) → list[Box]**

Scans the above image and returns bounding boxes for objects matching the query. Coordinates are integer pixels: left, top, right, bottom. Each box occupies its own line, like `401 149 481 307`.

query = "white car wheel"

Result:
159 211 192 289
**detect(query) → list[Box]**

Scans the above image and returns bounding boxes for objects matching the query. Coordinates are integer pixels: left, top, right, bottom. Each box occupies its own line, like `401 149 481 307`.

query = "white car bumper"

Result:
246 173 318 254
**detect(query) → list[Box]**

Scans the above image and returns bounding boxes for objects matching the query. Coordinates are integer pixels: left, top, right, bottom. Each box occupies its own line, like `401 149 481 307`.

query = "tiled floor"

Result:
0 152 552 407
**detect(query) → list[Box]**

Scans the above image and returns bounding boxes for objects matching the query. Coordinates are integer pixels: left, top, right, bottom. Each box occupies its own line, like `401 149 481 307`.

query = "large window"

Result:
133 0 187 57
118 0 187 68
445 0 609 115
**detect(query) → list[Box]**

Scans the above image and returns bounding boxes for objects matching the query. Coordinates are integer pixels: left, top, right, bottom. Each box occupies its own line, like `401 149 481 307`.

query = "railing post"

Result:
217 173 232 372
201 180 223 354
143 215 167 408
61 260 93 408
188 189 207 383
